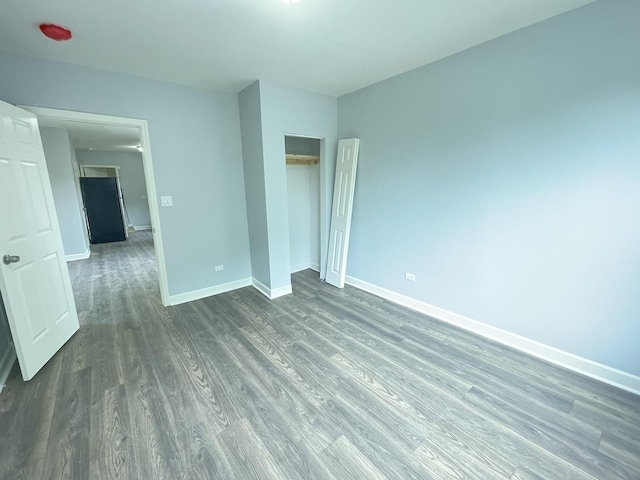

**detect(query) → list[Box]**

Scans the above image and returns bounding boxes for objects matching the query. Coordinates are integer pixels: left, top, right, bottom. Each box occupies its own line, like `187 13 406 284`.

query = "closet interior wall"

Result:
285 136 321 273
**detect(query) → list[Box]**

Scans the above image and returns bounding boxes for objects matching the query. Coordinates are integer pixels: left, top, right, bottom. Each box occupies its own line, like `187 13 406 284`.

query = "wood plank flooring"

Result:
1 231 639 479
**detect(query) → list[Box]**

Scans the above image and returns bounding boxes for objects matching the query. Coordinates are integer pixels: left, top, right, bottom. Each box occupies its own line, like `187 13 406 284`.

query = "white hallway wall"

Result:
76 150 152 229
40 126 90 258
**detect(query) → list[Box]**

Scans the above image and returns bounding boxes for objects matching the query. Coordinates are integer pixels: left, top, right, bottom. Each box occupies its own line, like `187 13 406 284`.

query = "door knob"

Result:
3 254 20 265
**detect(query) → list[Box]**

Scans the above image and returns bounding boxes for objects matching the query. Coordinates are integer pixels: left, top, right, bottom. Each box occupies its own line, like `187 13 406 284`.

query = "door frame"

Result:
20 106 171 306
80 164 119 177
80 164 129 239
284 134 323 275
284 133 328 280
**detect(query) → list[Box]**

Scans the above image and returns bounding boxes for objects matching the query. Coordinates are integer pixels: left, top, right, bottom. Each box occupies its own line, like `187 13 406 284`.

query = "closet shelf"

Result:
286 154 319 165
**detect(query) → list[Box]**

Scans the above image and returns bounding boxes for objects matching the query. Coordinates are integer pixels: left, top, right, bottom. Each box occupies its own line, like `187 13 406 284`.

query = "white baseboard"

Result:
0 347 17 395
252 278 271 298
291 263 311 274
345 275 640 396
252 278 293 300
168 277 252 306
291 263 321 274
66 248 91 262
133 225 152 231
271 284 293 299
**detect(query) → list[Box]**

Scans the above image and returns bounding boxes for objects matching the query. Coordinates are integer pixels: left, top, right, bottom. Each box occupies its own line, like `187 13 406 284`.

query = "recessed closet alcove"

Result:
285 135 321 273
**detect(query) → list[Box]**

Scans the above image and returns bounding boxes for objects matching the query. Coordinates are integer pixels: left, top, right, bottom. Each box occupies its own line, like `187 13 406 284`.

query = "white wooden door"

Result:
0 101 80 381
325 138 360 288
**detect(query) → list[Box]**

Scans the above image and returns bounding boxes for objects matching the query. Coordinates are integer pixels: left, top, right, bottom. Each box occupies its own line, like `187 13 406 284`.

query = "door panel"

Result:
0 159 27 241
0 101 80 381
24 161 54 233
325 138 360 288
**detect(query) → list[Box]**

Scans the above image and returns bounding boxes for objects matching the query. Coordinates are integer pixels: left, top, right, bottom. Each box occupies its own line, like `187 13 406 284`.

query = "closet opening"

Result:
285 135 322 280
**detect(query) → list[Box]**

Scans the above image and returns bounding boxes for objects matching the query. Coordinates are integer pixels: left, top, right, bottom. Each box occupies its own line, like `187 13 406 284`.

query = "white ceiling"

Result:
38 118 141 153
0 0 595 96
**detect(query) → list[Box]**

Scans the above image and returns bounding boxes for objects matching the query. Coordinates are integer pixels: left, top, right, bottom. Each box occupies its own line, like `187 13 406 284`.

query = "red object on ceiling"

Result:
39 23 72 41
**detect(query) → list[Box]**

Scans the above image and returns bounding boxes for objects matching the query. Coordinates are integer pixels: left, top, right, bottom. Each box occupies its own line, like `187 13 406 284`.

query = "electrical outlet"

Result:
405 272 416 282
215 265 224 272
160 196 173 207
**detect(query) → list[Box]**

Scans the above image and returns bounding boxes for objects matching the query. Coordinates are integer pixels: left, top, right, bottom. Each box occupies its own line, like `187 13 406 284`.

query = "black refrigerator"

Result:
79 177 127 244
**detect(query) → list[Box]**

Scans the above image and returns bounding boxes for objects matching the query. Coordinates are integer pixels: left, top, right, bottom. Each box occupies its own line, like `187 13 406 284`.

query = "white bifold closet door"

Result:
325 138 360 288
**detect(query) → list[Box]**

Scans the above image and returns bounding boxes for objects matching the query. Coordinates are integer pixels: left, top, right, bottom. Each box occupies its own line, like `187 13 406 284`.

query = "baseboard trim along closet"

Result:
291 263 321 274
66 248 91 262
168 278 252 306
133 225 152 231
270 284 293 299
0 348 17 395
252 278 293 300
291 263 312 274
345 275 640 396
290 264 321 274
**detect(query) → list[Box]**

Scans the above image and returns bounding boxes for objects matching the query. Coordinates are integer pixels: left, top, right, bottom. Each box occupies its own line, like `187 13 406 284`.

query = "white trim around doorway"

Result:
20 106 171 306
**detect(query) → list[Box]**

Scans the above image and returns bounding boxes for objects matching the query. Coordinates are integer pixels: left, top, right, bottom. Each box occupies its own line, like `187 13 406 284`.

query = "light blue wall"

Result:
0 53 251 296
40 127 90 257
239 81 271 288
239 81 338 290
76 150 151 229
259 81 338 286
338 0 640 376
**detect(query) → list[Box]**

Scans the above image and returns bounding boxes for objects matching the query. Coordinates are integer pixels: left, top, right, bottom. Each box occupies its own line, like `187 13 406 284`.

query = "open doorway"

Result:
285 135 322 275
80 165 129 244
21 106 170 306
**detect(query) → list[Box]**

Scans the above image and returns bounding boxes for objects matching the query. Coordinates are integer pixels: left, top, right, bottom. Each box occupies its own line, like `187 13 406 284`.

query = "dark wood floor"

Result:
1 231 639 479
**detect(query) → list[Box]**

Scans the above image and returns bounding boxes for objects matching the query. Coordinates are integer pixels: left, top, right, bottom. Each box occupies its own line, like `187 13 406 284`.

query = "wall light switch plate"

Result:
161 196 173 207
